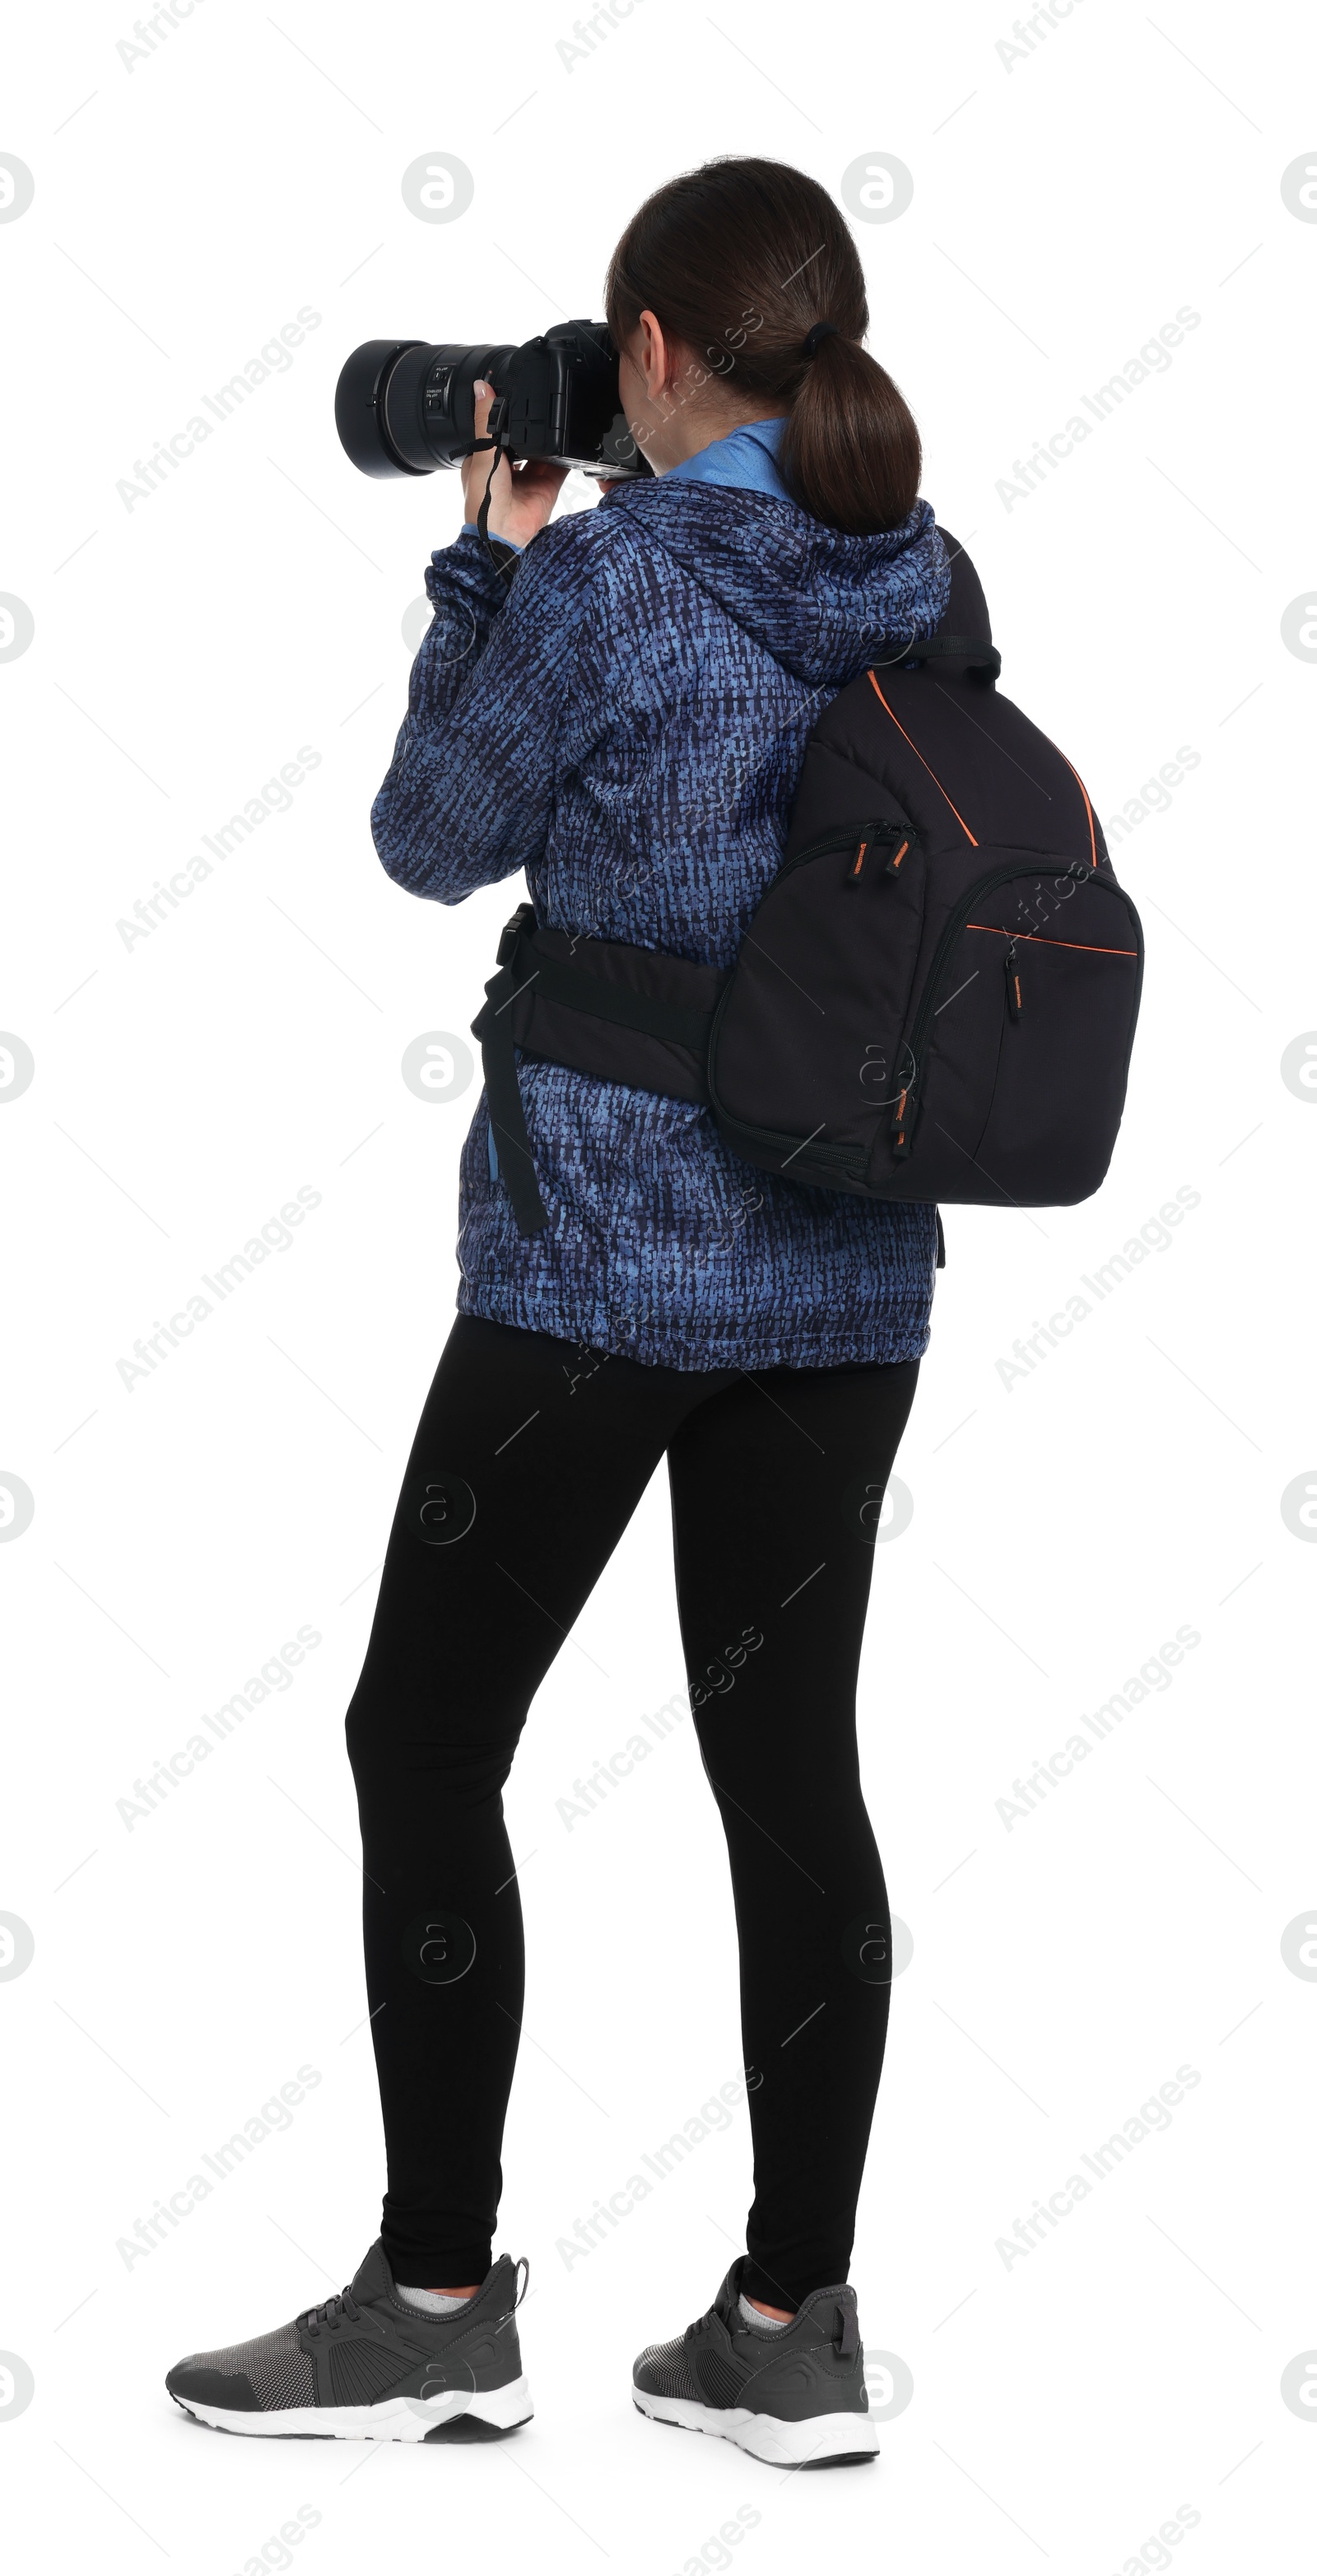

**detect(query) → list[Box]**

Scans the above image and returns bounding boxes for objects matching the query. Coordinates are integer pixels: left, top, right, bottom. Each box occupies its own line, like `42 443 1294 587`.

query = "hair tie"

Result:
801 321 839 360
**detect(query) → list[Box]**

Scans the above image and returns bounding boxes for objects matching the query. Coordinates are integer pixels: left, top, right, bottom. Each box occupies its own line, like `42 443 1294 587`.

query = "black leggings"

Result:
345 1316 919 2308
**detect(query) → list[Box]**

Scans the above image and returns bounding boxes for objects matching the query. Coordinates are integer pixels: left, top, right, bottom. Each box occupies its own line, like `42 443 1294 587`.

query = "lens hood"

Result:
333 341 430 478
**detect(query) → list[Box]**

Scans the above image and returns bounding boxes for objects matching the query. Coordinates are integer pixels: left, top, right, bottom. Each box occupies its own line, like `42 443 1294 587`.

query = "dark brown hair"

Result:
604 156 921 536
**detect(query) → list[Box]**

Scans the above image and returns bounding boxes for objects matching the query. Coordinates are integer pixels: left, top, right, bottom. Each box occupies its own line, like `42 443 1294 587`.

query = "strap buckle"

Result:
496 901 537 967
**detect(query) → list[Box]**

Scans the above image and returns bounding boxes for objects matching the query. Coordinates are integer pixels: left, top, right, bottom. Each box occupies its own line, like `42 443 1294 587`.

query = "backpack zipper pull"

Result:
845 825 914 887
891 1082 914 1157
1004 939 1023 1021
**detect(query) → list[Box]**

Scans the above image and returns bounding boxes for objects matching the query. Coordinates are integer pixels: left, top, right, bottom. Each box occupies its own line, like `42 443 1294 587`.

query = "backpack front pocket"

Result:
709 818 928 1160
873 862 1143 1204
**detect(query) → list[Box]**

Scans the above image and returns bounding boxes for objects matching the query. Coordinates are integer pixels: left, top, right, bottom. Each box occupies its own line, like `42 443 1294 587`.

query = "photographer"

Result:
168 155 949 2464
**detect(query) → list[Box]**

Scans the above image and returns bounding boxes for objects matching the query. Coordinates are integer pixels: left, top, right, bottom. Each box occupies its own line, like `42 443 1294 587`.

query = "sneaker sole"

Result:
632 2386 878 2467
170 2373 533 2443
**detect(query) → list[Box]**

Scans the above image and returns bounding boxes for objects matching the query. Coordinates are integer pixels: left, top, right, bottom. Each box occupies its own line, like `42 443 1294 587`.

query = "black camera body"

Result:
335 322 650 481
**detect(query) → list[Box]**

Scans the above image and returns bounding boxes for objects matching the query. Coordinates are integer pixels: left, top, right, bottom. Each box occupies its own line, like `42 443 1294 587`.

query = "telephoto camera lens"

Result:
333 324 650 481
334 342 516 477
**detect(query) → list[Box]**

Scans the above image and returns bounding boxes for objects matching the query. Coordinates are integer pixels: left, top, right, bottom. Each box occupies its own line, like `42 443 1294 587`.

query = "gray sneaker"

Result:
633 2258 877 2467
166 2241 532 2443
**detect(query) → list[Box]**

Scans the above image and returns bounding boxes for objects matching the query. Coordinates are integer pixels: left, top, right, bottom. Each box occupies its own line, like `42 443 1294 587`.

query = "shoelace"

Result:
296 2287 362 2338
298 2258 529 2343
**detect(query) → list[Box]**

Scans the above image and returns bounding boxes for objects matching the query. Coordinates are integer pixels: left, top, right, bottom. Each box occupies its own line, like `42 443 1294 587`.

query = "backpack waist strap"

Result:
469 903 725 1235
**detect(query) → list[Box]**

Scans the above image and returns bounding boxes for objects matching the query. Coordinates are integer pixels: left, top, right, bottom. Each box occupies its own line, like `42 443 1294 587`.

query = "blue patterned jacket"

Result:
371 473 950 1369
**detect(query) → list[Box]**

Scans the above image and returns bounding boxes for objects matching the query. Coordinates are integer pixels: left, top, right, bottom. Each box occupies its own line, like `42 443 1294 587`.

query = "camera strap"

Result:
477 465 521 583
460 401 522 583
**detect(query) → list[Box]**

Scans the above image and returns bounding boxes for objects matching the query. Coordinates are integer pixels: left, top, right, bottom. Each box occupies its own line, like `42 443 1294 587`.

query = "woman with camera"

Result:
167 154 950 2465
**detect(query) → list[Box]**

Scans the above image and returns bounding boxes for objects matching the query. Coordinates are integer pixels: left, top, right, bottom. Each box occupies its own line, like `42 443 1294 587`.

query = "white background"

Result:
2 2 1315 2569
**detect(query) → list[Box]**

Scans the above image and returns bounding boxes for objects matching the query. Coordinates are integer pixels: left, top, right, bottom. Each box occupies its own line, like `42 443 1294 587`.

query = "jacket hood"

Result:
598 480 950 691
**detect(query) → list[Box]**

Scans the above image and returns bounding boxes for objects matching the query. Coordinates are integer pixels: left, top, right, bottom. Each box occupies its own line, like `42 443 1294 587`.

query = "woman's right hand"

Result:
460 381 568 548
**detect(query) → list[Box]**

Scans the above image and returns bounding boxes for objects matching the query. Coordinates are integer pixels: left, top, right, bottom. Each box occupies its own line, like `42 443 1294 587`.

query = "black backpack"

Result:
473 530 1143 1238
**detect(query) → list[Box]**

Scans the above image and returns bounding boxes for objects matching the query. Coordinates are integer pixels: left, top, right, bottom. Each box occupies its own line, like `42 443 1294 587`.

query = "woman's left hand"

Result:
461 381 569 547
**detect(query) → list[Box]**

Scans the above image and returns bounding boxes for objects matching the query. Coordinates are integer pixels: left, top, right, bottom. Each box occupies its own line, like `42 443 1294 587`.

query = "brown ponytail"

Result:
603 157 922 537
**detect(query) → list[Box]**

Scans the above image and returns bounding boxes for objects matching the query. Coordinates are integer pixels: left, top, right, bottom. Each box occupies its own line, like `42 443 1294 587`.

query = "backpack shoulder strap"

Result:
896 635 1000 678
897 529 1000 676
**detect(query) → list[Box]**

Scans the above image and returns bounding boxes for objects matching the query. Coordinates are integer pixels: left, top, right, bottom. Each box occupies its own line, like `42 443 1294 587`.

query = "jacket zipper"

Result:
891 861 1142 1155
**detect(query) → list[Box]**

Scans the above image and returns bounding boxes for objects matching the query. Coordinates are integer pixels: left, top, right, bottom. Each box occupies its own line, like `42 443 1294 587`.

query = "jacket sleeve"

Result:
370 521 599 903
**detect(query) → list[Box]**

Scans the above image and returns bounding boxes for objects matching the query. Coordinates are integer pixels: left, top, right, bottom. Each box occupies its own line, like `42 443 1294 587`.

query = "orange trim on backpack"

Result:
1062 756 1098 869
965 924 1138 957
866 673 979 846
